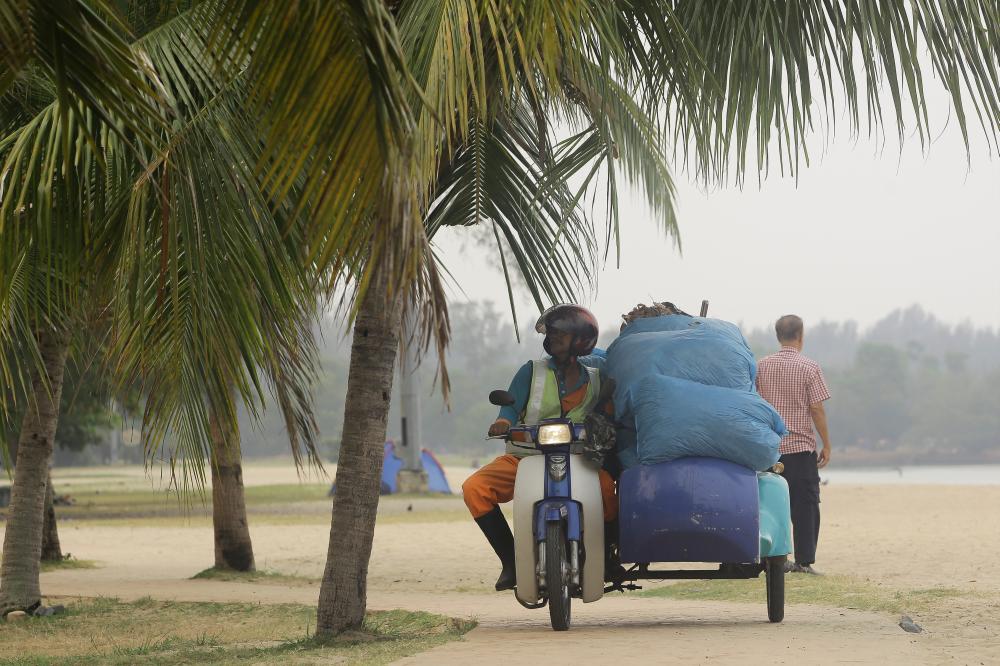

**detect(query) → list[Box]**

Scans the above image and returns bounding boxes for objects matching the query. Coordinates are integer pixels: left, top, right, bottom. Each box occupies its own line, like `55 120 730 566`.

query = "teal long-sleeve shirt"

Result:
495 352 606 424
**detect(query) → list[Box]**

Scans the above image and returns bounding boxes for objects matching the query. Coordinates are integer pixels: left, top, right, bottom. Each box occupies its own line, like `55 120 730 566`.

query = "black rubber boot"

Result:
475 507 516 591
604 520 626 583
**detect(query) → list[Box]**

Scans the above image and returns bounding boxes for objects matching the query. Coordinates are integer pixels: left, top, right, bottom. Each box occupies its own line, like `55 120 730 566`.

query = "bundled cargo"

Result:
628 374 784 470
606 314 786 471
608 315 756 402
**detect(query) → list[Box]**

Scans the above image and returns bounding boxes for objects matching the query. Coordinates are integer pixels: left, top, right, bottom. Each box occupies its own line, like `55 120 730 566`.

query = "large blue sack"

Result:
606 315 756 424
578 347 607 372
627 374 786 471
616 426 639 469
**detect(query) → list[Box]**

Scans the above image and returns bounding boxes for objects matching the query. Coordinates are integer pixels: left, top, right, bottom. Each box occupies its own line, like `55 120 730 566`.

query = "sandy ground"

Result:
9 473 1000 665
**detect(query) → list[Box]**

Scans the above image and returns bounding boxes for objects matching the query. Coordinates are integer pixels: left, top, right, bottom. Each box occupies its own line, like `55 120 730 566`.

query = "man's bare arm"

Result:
809 401 831 468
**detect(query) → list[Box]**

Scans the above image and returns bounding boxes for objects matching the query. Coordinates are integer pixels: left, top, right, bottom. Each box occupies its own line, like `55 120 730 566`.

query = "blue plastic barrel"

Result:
619 457 760 564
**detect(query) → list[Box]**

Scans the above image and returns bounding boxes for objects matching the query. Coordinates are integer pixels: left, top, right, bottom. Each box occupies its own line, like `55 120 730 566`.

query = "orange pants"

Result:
462 454 618 522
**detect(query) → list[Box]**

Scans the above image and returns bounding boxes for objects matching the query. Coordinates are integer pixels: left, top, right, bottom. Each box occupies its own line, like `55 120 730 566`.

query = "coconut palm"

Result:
0 3 328 612
314 0 1000 635
1 309 126 564
316 0 685 635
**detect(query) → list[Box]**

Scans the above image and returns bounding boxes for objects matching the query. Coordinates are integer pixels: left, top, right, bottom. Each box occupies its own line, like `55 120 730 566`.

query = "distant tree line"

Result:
42 303 999 468
746 305 1000 464
235 302 1000 467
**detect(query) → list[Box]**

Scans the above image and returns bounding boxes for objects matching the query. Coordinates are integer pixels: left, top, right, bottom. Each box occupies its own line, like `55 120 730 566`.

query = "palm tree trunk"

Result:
209 400 255 572
316 278 402 636
0 325 70 615
40 471 63 562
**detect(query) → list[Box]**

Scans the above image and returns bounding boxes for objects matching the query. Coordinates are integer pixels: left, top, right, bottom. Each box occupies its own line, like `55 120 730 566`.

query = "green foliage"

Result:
2 335 132 468
1 2 325 483
5 0 1000 482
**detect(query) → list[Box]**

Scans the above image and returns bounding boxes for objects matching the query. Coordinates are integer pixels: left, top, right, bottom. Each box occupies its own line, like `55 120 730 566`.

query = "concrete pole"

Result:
397 314 429 493
109 426 119 465
109 400 119 465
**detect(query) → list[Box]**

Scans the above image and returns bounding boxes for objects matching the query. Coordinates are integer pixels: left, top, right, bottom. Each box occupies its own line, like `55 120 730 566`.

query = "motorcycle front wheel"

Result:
545 521 571 631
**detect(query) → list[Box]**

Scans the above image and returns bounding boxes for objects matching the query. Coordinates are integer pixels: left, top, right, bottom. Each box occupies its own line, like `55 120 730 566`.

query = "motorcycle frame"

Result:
511 422 604 606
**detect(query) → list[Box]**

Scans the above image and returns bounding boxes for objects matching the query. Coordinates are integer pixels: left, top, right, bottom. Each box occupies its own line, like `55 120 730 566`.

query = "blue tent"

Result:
380 441 404 493
419 449 452 494
329 441 453 495
380 442 452 494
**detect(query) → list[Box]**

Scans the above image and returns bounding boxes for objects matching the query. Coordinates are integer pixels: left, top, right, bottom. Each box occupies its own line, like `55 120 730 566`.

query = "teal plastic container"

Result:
758 472 792 557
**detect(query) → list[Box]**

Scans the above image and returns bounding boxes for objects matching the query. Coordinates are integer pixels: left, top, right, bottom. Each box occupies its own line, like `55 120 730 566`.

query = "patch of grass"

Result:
45 488 210 521
61 508 472 529
40 556 99 573
2 597 474 665
190 567 315 586
62 515 329 529
640 574 967 615
243 483 331 504
47 483 333 521
48 488 470 528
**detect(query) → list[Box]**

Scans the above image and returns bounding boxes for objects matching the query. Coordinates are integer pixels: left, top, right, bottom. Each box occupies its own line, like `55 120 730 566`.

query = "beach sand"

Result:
10 468 1000 664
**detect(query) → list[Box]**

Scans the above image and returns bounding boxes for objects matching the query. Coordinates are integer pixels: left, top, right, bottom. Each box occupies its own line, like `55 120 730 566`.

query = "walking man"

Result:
756 314 832 575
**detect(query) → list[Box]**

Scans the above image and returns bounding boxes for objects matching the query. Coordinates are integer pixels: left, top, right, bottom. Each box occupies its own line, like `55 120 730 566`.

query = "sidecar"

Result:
616 456 792 622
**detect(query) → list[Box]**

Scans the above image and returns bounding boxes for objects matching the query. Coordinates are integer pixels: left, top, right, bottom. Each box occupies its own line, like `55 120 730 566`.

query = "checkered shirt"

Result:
756 347 831 455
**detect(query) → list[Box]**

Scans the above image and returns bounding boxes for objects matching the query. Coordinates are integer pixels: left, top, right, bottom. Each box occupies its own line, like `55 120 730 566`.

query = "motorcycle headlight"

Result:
537 423 572 446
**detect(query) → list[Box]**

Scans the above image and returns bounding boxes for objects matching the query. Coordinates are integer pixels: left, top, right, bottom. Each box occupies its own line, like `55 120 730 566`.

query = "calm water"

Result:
820 464 1000 486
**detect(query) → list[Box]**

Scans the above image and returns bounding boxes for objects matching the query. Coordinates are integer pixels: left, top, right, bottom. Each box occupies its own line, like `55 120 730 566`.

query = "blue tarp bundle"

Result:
607 315 786 471
608 316 756 405
630 375 785 470
578 347 607 372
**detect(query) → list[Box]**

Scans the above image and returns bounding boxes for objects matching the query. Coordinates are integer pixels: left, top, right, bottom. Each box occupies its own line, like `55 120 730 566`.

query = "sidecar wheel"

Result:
545 522 571 631
765 555 785 623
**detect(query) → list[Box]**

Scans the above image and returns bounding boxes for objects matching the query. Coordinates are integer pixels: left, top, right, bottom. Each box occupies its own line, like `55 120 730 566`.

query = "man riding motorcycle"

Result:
462 304 619 591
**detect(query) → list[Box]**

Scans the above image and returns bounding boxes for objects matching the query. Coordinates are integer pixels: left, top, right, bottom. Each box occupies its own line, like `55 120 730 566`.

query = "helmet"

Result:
535 304 599 357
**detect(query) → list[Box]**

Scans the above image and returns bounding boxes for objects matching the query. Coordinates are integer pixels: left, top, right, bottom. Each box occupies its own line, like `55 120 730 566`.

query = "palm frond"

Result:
2 2 326 480
648 1 1000 185
110 71 324 478
426 97 597 324
1 0 164 149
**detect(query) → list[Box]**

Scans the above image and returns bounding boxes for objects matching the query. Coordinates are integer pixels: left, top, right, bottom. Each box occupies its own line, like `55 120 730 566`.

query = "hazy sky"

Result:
434 89 1000 337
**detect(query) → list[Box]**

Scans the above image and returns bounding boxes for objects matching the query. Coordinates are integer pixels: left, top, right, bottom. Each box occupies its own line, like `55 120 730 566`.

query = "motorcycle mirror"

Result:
489 390 516 406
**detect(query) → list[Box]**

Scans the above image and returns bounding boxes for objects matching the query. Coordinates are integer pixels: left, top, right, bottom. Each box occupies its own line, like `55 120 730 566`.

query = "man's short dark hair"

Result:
775 314 803 343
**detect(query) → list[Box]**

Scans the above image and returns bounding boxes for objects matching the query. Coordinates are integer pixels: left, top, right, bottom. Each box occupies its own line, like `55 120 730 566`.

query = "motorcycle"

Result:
488 389 792 632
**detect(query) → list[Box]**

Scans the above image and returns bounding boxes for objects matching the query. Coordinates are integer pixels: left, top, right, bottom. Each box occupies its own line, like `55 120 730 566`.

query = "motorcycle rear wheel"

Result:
545 522 571 631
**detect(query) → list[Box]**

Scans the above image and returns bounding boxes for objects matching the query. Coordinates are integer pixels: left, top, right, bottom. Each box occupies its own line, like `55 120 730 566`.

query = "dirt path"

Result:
45 576 931 665
20 481 1000 664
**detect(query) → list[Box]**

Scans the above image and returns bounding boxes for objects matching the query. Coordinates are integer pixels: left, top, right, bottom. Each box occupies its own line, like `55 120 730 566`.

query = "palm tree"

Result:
105 8 324 574
0 2 329 611
0 256 75 612
2 6 169 610
315 0 1000 635
316 0 683 635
